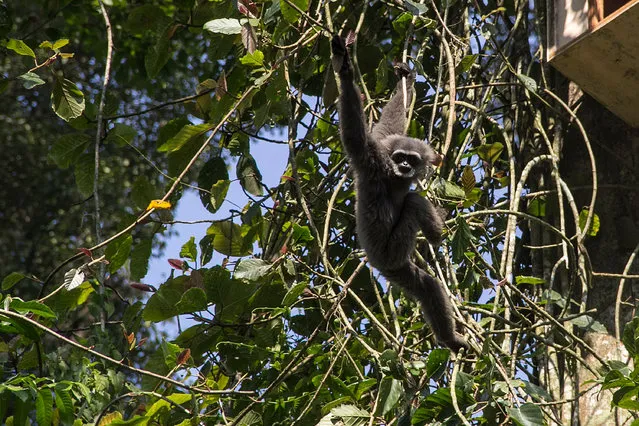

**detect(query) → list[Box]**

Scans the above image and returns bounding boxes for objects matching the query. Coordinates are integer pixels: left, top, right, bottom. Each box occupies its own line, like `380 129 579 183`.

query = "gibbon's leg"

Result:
404 192 444 245
371 65 414 141
382 194 466 351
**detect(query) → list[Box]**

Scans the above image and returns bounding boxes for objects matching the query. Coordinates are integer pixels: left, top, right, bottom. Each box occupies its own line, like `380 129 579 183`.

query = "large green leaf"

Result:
197 156 229 213
49 133 91 169
51 77 85 121
204 18 244 34
158 123 212 153
206 221 252 257
237 154 263 196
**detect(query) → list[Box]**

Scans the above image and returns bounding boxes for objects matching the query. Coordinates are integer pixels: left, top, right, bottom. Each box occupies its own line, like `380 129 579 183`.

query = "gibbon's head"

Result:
382 135 438 180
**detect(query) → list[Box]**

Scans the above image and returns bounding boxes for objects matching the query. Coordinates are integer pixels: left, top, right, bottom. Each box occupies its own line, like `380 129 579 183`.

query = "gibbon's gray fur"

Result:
331 36 467 351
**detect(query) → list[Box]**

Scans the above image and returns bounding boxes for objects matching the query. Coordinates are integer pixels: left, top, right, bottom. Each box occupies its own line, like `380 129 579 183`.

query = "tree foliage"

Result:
1 0 636 424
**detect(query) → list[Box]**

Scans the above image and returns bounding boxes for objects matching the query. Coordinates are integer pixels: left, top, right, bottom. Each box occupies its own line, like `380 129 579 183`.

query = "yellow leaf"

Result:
146 199 172 211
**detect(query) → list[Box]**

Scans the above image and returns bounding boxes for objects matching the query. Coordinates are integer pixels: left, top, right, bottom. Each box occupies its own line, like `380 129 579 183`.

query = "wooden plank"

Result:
549 0 639 126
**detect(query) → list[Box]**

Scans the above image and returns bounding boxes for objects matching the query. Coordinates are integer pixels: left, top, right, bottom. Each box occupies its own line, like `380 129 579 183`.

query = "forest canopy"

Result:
1 0 638 425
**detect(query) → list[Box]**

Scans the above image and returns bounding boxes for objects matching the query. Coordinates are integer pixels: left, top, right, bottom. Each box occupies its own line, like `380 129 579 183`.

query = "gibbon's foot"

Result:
443 333 468 353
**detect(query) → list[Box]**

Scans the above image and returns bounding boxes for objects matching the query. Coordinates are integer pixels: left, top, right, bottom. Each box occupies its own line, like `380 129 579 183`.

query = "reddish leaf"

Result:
137 337 148 347
238 0 258 18
216 71 227 100
177 348 191 366
130 282 156 292
168 258 185 270
77 248 93 258
125 332 135 346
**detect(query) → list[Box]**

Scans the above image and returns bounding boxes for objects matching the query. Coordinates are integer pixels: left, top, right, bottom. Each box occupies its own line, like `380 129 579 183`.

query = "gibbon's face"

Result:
383 136 429 180
390 149 423 179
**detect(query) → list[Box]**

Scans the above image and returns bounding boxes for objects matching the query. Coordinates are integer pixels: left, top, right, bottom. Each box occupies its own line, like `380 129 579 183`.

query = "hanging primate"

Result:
331 35 467 351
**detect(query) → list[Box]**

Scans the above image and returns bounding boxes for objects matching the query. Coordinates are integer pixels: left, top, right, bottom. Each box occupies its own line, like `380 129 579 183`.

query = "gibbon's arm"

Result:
331 36 373 170
372 66 414 141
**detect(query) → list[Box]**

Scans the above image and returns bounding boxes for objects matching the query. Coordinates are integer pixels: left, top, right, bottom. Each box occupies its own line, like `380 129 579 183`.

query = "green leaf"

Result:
131 176 157 210
461 165 475 194
105 123 137 147
158 123 211 153
51 77 85 121
49 133 91 169
508 402 545 426
282 281 307 306
432 177 466 200
105 234 133 274
426 348 450 379
376 377 403 416
143 279 182 322
237 154 263 196
74 153 94 197
578 208 600 237
180 237 198 262
126 4 171 35
451 216 474 263
145 24 175 78
131 239 153 281
515 276 545 285
318 405 370 425
2 272 25 290
36 388 53 426
404 0 428 15
458 54 478 73
240 50 264 67
613 386 639 410
280 0 308 23
235 258 271 281
517 73 538 93
6 38 35 57
17 72 46 89
206 221 252 257
476 142 504 164
175 287 208 314
203 18 244 34
52 39 69 50
527 197 546 217
10 299 56 318
54 385 74 424
569 315 607 333
197 156 229 213
623 317 639 357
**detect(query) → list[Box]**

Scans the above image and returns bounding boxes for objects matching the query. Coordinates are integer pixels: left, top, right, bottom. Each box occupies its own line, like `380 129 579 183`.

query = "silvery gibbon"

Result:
331 35 466 351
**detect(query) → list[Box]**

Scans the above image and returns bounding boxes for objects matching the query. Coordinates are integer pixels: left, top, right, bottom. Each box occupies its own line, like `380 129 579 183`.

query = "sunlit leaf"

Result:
35 388 53 426
578 208 600 237
203 18 244 34
508 402 544 426
240 49 264 67
6 38 35 57
477 142 504 164
2 272 25 290
235 258 271 281
280 0 308 23
51 77 85 121
10 299 56 318
158 123 211 153
17 72 45 89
